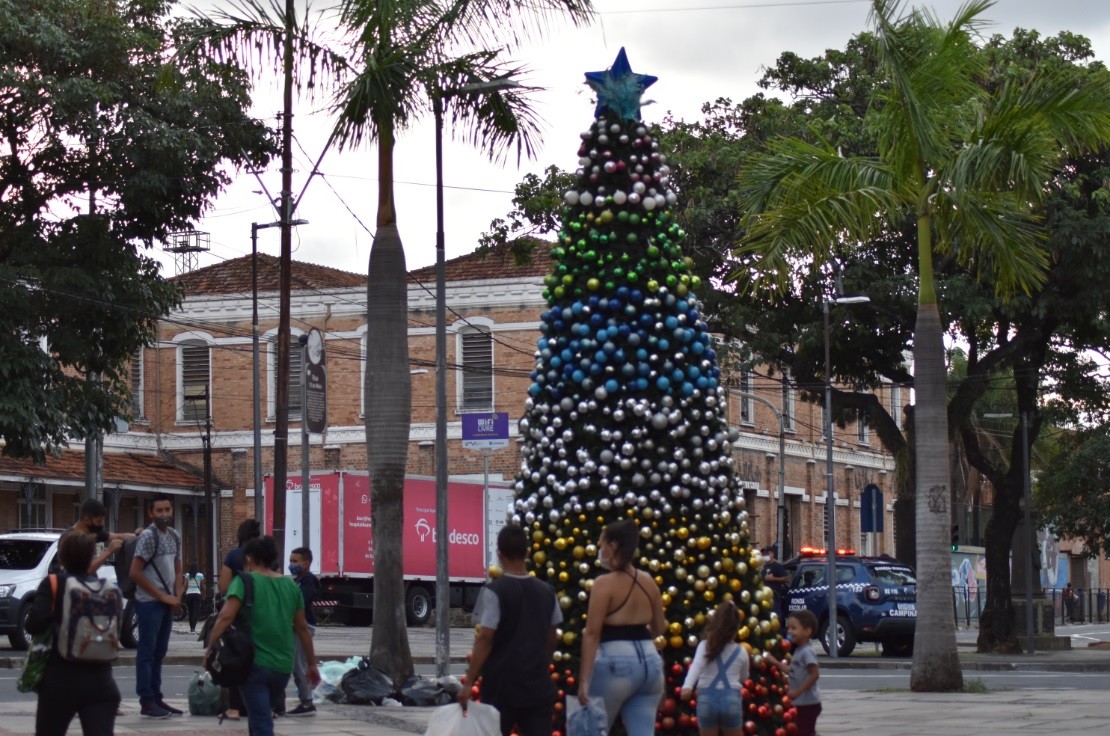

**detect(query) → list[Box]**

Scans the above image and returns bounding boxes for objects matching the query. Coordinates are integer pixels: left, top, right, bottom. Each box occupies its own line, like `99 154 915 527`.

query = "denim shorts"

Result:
696 688 743 729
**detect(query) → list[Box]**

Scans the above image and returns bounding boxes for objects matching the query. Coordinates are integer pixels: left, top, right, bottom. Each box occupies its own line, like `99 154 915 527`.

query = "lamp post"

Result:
823 294 869 658
983 412 1035 654
432 76 521 678
252 219 307 532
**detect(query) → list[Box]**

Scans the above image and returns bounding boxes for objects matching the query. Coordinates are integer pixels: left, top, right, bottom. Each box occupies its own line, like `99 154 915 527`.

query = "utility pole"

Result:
203 389 214 600
272 0 296 561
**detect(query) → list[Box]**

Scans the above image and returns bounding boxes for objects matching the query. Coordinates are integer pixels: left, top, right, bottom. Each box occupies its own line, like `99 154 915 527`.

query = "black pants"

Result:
185 593 201 631
495 704 552 736
35 659 120 736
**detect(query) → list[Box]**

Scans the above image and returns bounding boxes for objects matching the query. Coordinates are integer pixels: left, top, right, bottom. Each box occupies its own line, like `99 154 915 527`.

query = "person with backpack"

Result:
205 536 320 736
215 518 262 721
25 532 122 736
129 493 184 719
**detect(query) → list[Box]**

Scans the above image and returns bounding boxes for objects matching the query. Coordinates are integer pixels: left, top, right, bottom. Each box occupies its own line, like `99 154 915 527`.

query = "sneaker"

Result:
140 703 172 719
287 703 316 717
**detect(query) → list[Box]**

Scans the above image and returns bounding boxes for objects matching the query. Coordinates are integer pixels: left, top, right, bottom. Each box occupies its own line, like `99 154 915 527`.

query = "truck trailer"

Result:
264 472 514 626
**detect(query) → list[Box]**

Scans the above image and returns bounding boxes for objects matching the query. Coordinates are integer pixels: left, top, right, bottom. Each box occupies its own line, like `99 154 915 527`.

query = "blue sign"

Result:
461 412 509 450
861 483 884 533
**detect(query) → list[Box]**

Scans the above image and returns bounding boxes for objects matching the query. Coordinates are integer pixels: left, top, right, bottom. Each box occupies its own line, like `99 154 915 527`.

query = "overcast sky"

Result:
161 0 1110 282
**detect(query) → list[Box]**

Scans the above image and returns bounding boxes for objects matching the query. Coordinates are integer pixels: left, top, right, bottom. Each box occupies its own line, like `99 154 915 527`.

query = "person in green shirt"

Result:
205 536 319 736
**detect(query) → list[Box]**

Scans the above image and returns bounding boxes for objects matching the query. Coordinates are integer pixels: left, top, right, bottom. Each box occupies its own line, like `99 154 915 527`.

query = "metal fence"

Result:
952 585 1110 626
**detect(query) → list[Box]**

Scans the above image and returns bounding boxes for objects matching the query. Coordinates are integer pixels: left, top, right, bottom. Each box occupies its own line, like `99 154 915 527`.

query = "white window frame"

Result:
176 334 212 423
359 328 367 418
890 384 903 429
267 329 304 421
456 320 494 413
18 483 48 529
857 407 870 445
737 371 755 425
782 370 796 432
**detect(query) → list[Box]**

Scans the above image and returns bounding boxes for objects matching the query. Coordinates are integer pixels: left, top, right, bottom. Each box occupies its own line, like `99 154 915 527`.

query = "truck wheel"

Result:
405 586 433 627
7 601 32 650
820 614 857 657
120 599 139 649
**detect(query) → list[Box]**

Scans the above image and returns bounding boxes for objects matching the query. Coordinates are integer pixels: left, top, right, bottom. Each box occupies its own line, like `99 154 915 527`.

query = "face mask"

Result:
596 553 612 570
784 633 794 642
288 564 303 576
153 515 172 530
86 524 104 535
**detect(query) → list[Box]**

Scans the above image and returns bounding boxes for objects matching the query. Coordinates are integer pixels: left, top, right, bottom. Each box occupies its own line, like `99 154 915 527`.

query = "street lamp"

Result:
823 294 869 659
432 76 521 678
252 219 307 531
983 412 1035 654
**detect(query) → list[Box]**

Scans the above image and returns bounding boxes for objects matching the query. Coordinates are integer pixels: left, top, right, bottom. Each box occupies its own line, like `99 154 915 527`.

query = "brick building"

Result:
0 245 902 576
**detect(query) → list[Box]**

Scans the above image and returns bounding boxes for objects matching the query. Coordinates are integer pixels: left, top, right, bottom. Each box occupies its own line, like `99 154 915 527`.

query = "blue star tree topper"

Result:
584 47 657 121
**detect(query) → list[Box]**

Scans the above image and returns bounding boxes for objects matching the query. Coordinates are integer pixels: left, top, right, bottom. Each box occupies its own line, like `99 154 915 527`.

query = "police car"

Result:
784 547 916 657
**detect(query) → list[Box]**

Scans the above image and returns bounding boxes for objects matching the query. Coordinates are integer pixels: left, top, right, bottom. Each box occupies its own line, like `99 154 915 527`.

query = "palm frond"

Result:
932 189 1048 295
437 0 595 52
735 138 903 290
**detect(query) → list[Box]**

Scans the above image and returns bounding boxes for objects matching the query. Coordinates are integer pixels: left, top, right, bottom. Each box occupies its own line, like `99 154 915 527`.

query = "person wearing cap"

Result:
762 545 790 621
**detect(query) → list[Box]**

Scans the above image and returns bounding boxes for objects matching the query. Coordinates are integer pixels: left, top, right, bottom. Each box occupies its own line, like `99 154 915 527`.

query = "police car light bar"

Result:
798 546 857 556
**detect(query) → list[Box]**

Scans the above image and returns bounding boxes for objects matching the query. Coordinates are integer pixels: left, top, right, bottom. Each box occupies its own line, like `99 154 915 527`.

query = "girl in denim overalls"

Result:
681 600 750 736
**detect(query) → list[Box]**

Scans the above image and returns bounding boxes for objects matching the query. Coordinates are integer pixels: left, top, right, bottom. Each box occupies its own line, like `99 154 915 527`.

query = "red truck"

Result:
264 472 514 626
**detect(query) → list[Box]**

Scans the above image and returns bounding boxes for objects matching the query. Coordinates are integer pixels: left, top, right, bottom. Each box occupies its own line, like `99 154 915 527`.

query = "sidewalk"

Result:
0 688 1108 736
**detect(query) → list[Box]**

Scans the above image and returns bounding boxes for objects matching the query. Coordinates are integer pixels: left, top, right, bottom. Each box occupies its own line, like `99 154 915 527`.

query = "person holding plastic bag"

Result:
25 532 122 736
458 524 562 736
577 520 666 736
205 536 319 736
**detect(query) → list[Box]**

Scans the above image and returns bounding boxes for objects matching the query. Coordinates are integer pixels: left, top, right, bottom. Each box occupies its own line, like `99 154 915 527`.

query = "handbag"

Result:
204 572 254 686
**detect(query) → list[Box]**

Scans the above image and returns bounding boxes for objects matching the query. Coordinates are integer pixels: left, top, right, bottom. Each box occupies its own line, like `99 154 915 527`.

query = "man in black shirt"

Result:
762 545 790 621
459 525 562 736
286 547 319 717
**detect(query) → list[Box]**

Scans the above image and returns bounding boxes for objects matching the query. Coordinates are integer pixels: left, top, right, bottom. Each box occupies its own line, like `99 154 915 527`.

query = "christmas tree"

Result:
509 48 794 735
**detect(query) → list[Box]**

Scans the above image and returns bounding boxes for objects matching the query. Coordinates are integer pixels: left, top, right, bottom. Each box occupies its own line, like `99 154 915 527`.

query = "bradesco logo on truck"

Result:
404 478 486 580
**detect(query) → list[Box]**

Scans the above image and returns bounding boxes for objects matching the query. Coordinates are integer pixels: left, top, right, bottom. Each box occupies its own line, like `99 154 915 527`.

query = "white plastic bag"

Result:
424 701 500 736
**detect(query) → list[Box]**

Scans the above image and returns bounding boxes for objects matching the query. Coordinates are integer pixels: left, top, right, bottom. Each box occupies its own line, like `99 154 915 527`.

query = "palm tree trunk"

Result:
364 115 414 681
909 301 963 690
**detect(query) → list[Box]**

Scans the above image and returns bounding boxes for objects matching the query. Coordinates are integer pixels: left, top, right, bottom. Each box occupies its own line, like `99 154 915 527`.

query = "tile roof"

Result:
173 254 364 297
408 239 554 282
0 451 203 491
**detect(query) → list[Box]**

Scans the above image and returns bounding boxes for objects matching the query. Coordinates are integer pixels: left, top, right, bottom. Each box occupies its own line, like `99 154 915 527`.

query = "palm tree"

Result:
332 0 594 681
734 0 1110 691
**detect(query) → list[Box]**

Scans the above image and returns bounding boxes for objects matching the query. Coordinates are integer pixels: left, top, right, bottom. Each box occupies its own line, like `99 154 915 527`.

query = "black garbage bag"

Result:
398 674 455 707
340 660 396 705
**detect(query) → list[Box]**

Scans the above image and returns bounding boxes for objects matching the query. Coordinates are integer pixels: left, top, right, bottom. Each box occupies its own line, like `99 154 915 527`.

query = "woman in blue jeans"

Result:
577 520 666 735
206 536 319 736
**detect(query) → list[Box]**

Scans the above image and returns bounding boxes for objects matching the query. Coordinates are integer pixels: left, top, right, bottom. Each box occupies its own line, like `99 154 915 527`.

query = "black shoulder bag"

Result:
204 571 254 686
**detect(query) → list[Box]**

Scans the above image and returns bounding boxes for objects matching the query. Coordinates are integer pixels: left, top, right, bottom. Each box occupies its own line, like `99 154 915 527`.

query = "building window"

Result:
18 483 47 529
459 327 493 412
782 371 796 432
857 408 870 445
738 371 755 425
129 348 144 420
180 340 210 422
269 336 303 420
360 333 367 417
890 384 903 429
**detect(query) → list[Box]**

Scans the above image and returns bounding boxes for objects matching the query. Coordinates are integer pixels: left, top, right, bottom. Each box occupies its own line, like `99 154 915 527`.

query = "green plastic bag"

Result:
17 629 52 694
187 670 224 716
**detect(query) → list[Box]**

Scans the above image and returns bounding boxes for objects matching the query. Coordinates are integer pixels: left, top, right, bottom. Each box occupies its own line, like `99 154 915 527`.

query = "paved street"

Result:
1 622 1108 734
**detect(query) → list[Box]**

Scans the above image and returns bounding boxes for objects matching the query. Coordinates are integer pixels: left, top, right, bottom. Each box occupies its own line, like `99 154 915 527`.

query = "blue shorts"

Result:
696 688 743 730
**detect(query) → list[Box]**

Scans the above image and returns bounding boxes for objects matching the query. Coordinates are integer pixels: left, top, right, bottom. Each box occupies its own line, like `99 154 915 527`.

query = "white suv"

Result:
0 530 117 650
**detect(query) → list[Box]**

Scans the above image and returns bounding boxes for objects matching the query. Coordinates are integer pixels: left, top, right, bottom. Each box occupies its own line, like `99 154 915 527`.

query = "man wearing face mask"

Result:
69 498 139 574
130 493 184 719
285 547 319 716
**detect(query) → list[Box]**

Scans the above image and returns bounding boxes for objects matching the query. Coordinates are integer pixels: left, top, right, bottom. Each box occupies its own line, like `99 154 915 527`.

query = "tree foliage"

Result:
0 0 274 462
1039 426 1110 559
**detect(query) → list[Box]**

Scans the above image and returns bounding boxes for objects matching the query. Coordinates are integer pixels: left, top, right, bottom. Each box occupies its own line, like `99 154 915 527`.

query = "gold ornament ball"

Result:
669 635 684 649
730 579 742 593
703 589 716 602
562 631 577 645
554 538 568 551
668 621 683 635
572 546 586 560
676 527 690 540
696 536 711 551
533 550 547 566
739 625 750 640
